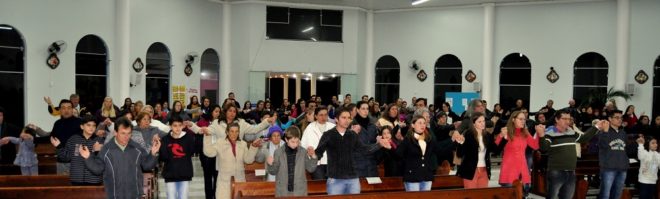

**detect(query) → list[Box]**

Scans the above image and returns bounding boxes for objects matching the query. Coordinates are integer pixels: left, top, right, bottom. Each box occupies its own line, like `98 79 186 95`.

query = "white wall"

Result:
229 2 366 102
372 0 659 115
629 0 660 116
373 6 485 103
0 0 223 130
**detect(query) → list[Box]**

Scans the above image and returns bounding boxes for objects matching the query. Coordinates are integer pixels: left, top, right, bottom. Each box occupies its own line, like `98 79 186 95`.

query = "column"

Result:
364 11 375 97
115 0 130 100
615 0 630 106
295 76 301 101
482 3 495 103
311 75 317 96
220 2 232 101
283 77 289 100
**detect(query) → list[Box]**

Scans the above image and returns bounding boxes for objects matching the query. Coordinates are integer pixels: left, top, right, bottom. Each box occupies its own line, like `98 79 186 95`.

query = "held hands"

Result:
451 131 465 144
377 136 392 149
50 136 61 147
535 124 546 137
500 127 509 140
351 124 362 134
306 146 316 158
251 138 263 148
596 120 610 132
0 137 9 145
266 156 274 165
200 127 212 136
151 139 161 155
637 134 645 145
93 142 103 152
79 145 91 159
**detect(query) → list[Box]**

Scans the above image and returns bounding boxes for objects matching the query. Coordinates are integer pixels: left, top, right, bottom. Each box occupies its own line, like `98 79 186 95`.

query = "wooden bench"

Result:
237 180 523 199
231 175 464 198
0 186 105 199
0 175 70 187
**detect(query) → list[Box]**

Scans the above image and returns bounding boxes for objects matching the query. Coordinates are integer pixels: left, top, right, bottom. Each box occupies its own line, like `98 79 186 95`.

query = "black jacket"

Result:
159 132 195 182
395 134 456 182
315 127 381 179
456 130 500 180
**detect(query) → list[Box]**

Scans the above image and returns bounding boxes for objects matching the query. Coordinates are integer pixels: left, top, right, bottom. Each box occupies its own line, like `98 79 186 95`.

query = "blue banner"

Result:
445 92 481 116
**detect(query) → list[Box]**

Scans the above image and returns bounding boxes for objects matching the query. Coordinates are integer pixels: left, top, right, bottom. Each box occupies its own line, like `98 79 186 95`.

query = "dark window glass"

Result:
75 35 107 112
301 78 311 101
434 54 462 106
267 6 289 23
653 56 660 117
654 88 660 118
500 86 531 111
288 78 296 102
321 10 342 26
146 42 171 105
375 55 400 104
434 85 461 106
266 6 342 42
268 78 284 108
316 77 340 106
201 48 220 103
654 56 659 86
375 85 399 104
499 53 531 111
573 52 608 103
0 25 24 127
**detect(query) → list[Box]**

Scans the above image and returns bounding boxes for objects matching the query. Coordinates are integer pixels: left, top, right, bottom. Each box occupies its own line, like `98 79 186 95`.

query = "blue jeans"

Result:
404 181 432 191
546 170 576 199
327 178 360 195
166 181 189 199
20 165 38 176
598 169 626 199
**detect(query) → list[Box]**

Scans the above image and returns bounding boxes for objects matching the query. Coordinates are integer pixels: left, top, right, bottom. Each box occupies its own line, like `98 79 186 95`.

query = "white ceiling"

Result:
230 0 554 10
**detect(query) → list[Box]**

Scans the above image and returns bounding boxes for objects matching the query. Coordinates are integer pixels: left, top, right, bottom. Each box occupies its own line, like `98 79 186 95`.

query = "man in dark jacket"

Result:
82 117 160 199
315 108 390 195
33 99 82 174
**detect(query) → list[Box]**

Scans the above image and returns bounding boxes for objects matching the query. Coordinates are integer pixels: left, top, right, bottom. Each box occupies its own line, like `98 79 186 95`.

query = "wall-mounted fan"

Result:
46 40 67 69
409 60 420 71
184 52 199 76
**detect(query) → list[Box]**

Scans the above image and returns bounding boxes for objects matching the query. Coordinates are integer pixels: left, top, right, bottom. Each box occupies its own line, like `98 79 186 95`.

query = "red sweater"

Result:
495 128 539 184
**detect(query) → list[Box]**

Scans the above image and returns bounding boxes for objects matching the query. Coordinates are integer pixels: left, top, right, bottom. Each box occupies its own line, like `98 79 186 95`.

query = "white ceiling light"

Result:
301 27 314 33
0 26 13 30
411 0 430 6
201 72 207 77
292 73 297 78
311 37 317 41
331 74 337 78
319 75 325 80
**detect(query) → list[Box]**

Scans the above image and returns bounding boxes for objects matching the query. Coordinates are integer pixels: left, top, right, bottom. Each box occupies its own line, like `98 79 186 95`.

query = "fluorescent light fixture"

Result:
0 26 13 30
311 37 317 41
411 0 429 6
301 27 314 33
331 74 336 78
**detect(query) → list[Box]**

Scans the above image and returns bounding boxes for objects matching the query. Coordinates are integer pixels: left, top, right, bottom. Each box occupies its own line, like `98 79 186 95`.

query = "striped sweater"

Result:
57 134 105 184
540 126 598 170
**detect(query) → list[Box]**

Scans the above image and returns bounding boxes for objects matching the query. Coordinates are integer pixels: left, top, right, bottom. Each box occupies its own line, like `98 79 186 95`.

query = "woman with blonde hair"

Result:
95 96 120 124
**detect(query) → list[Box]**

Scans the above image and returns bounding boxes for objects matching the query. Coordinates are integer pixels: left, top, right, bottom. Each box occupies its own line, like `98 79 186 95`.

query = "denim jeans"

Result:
20 165 38 176
404 181 432 191
546 170 576 199
598 169 627 199
326 178 360 195
639 183 657 199
166 181 190 199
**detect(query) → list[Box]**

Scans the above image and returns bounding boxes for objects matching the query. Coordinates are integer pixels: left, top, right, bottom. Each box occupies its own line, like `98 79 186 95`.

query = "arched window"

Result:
653 55 660 117
0 24 25 126
75 35 107 113
434 54 462 106
375 55 400 104
573 52 608 107
200 48 220 103
499 53 531 112
146 42 171 106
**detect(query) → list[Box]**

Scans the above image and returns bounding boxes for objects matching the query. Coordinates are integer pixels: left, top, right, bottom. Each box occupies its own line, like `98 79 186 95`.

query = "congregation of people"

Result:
1 92 660 199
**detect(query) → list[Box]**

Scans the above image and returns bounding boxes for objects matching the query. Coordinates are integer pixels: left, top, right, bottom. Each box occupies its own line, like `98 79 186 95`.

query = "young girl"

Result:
637 136 660 199
1 126 38 175
266 126 318 197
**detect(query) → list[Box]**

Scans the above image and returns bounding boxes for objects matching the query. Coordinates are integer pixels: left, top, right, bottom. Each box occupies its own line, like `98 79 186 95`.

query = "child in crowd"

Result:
51 115 105 185
160 115 197 199
637 136 660 199
0 126 38 175
266 126 318 197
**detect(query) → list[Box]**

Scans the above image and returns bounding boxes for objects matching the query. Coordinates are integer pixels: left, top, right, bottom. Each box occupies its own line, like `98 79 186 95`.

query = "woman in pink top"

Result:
495 111 545 197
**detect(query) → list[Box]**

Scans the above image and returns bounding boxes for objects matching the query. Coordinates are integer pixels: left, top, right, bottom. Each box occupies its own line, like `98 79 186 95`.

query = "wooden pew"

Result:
0 186 105 199
231 175 463 198
0 175 70 187
238 180 523 199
